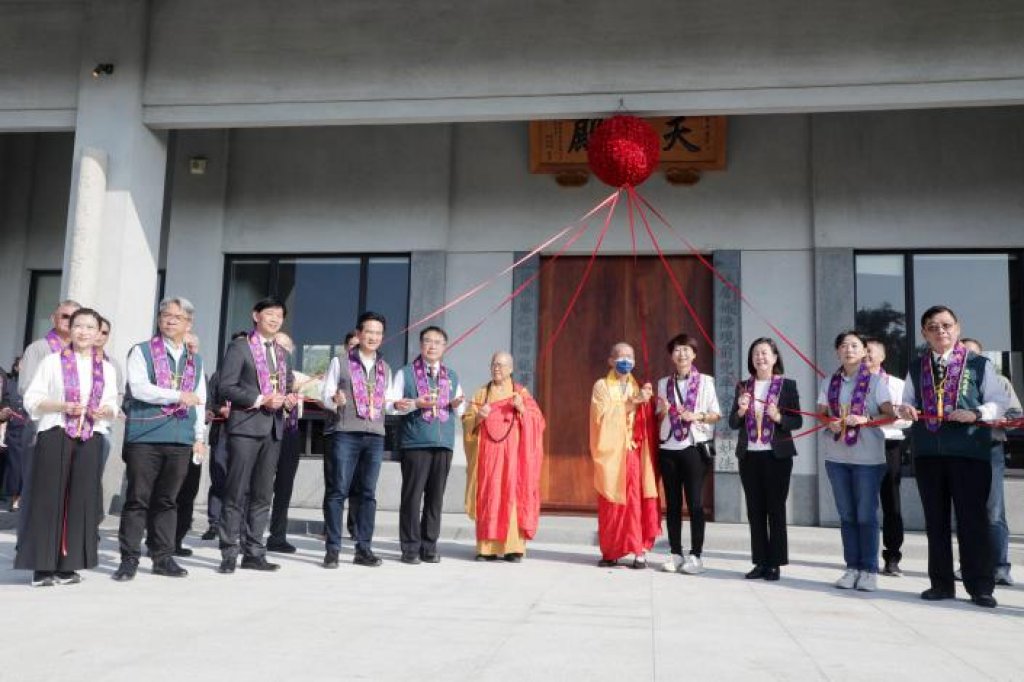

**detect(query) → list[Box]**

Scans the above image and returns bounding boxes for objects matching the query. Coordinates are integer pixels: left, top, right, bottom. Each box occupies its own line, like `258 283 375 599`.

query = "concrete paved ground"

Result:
2 512 1024 681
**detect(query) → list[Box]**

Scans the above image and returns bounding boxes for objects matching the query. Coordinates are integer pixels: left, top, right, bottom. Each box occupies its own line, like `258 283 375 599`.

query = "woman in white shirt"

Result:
15 308 118 587
655 334 720 575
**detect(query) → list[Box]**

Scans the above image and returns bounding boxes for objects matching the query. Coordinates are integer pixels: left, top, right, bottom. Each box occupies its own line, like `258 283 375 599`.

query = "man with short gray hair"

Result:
114 297 207 581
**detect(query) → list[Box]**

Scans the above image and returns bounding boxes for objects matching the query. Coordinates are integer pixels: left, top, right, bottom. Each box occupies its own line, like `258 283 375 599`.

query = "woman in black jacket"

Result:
728 338 803 581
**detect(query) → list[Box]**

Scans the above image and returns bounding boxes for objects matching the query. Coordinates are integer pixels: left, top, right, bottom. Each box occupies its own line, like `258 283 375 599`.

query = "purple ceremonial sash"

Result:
248 331 286 398
827 363 872 445
61 346 105 441
150 336 197 418
45 329 64 353
745 375 783 444
412 355 450 423
347 348 386 420
666 369 701 441
920 344 966 433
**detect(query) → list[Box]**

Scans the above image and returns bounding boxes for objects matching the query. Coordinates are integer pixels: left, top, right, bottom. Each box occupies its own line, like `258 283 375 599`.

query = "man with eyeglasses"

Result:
114 297 207 582
388 326 465 564
893 305 1011 608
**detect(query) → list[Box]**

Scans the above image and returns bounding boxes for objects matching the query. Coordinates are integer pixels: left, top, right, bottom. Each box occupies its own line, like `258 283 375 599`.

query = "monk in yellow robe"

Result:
590 342 661 568
463 352 546 562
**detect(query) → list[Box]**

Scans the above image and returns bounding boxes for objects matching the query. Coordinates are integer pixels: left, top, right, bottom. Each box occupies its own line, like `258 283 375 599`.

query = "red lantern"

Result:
586 115 661 188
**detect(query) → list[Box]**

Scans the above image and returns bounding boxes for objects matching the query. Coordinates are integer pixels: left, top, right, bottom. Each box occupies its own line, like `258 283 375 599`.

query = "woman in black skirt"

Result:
17 308 118 587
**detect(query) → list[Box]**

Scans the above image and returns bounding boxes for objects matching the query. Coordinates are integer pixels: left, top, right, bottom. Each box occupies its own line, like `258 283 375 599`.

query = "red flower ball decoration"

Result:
587 115 661 188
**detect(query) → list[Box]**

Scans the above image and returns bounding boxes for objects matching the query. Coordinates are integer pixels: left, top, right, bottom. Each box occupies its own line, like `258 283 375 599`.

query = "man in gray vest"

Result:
114 297 207 581
390 326 465 564
320 311 392 568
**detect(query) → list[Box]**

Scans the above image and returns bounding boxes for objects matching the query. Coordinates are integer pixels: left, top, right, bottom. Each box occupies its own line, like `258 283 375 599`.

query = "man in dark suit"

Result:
216 298 296 574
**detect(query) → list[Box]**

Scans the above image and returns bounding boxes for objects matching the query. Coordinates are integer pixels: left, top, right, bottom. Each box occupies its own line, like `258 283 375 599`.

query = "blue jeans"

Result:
988 443 1010 571
826 461 886 573
323 431 383 553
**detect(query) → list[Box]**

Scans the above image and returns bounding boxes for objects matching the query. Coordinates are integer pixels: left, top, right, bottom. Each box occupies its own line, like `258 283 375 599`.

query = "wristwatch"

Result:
971 408 984 421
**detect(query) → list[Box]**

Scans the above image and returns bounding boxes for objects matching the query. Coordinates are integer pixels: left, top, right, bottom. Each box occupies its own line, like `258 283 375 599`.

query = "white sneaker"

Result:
681 555 705 575
856 571 877 592
996 567 1014 586
835 568 859 589
661 554 684 573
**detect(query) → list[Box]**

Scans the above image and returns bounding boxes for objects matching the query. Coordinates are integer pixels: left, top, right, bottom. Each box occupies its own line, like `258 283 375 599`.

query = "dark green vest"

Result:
124 341 203 446
908 352 992 460
398 364 458 450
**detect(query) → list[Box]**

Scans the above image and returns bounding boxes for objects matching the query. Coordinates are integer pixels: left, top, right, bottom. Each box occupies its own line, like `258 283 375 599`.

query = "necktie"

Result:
265 342 278 390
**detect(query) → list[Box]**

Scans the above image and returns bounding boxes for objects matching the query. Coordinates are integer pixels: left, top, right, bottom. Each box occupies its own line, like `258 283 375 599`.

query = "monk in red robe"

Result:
463 352 546 562
590 342 660 568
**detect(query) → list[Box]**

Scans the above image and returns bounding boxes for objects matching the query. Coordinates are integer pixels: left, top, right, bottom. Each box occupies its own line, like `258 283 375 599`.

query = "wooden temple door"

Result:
536 255 714 516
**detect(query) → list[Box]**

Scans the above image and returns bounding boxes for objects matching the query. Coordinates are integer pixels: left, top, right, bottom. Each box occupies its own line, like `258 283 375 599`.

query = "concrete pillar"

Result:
813 247 855 527
712 250 744 523
61 0 169 512
511 251 540 396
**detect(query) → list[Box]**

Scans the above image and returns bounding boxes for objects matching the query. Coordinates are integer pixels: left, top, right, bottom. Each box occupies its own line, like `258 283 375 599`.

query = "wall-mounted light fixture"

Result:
91 63 114 78
189 156 208 175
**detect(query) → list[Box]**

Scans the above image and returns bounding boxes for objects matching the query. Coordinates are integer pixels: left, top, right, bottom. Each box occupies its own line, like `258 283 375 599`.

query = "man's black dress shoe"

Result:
421 551 441 564
217 558 236 574
745 565 767 580
971 594 998 608
353 550 382 567
240 556 280 571
401 552 422 565
266 539 297 554
153 557 189 577
920 587 955 601
200 528 218 541
173 546 193 557
504 553 523 563
763 567 781 582
112 558 139 582
323 550 339 569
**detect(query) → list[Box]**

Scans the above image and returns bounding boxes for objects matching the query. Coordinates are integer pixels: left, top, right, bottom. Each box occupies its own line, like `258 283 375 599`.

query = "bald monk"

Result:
590 342 660 568
463 352 546 562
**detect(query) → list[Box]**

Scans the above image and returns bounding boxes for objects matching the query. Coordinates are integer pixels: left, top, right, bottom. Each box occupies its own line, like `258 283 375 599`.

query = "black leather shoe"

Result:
200 528 218 541
112 558 139 582
504 553 523 563
353 550 382 567
971 594 998 608
745 565 767 580
266 539 297 554
323 550 340 569
401 552 422 565
153 558 189 578
763 567 781 582
173 546 193 557
240 556 280 572
921 587 955 601
421 551 441 564
597 558 617 568
217 558 236 574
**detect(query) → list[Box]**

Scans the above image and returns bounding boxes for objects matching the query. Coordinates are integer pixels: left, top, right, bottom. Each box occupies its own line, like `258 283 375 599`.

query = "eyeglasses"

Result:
925 323 956 333
160 313 189 323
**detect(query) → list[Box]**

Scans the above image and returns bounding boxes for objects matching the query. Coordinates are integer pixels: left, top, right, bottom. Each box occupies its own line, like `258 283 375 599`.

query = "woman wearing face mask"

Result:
728 338 803 582
16 308 119 587
655 334 720 575
817 330 892 593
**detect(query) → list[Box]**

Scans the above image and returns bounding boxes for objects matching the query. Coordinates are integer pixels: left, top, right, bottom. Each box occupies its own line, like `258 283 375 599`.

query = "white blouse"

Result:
24 352 120 436
747 379 774 452
656 373 720 450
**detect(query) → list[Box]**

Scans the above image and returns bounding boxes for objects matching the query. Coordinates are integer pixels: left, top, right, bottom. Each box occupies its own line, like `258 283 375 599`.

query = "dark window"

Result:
220 254 411 456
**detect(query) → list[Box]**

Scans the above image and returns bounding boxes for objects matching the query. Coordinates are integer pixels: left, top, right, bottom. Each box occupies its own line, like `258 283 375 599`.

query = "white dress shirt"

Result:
902 349 1009 422
24 352 119 435
126 337 207 442
386 360 466 417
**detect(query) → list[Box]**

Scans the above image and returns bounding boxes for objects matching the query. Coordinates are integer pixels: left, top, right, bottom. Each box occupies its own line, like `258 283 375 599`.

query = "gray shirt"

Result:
321 352 393 436
18 337 57 397
817 372 890 465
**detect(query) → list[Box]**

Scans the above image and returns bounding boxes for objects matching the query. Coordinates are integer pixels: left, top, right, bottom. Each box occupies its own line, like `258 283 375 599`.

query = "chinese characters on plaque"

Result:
530 116 726 185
